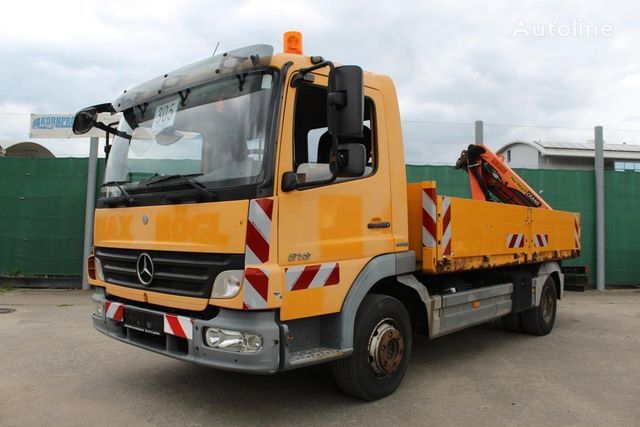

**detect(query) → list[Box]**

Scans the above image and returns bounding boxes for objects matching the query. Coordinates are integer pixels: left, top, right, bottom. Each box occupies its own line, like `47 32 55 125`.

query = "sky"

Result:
1 0 639 160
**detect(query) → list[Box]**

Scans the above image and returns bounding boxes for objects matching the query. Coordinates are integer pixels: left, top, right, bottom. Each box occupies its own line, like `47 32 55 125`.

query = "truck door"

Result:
277 76 394 320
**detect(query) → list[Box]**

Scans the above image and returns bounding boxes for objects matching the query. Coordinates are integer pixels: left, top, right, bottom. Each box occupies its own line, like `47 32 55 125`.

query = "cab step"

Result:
289 347 346 367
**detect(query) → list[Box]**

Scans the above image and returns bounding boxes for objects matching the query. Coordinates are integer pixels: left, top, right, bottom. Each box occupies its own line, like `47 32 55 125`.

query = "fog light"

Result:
95 257 105 282
204 328 263 352
211 270 243 298
93 300 105 318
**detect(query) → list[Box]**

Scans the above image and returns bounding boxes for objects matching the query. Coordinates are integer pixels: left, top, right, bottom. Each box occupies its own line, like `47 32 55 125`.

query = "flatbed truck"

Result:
74 32 580 400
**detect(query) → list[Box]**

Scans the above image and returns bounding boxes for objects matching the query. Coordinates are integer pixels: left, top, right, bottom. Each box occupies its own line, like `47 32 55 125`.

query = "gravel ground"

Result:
0 288 639 427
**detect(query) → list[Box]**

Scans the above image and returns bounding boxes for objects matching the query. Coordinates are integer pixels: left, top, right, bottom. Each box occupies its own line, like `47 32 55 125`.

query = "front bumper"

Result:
91 290 281 374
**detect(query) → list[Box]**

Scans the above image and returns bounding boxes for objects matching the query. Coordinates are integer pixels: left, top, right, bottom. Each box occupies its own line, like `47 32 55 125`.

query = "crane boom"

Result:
455 144 552 210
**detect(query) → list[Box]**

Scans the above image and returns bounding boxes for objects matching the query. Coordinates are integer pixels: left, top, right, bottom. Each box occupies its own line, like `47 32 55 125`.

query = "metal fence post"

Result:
81 137 99 290
594 126 605 291
475 120 483 145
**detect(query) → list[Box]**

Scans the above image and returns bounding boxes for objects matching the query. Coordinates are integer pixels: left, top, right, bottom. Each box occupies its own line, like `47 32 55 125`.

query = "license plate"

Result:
124 308 163 336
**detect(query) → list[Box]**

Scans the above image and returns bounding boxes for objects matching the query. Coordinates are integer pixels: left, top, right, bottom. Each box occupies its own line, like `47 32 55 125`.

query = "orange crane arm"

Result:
455 144 552 210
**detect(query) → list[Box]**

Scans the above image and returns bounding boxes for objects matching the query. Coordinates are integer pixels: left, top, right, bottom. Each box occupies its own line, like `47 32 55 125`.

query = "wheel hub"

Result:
368 318 404 376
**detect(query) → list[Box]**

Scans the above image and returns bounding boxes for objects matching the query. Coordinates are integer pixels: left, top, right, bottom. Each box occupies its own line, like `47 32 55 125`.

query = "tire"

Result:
332 294 412 401
521 276 557 336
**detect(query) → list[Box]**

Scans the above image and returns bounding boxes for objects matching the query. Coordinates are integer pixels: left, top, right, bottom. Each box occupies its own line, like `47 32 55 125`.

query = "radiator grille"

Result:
96 247 244 298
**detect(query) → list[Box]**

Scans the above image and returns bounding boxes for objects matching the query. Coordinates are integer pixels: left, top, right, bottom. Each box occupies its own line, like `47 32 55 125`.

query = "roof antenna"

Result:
212 42 220 57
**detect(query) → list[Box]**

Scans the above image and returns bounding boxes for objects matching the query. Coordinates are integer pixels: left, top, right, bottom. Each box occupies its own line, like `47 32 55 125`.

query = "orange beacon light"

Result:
283 31 303 54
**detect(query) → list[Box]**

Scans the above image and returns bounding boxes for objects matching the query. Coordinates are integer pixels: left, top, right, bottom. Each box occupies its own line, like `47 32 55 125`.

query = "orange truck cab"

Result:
76 33 580 400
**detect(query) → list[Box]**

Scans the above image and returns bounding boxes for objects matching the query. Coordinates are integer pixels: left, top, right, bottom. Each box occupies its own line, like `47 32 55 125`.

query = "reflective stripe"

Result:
105 301 124 321
245 198 273 265
534 234 549 248
243 268 269 309
285 263 340 291
422 188 437 248
506 233 526 248
163 313 194 340
441 197 452 255
243 198 273 310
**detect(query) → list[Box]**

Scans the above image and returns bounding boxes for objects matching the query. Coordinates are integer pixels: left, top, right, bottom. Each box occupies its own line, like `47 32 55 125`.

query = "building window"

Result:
506 150 511 162
614 161 640 172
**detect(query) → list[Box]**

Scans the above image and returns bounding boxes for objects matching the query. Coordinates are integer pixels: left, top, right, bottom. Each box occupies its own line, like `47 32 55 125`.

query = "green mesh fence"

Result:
1 158 638 286
0 157 104 276
602 170 640 285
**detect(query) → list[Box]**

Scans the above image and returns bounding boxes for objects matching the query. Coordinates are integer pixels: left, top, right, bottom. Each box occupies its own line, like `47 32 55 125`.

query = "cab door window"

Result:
293 84 375 183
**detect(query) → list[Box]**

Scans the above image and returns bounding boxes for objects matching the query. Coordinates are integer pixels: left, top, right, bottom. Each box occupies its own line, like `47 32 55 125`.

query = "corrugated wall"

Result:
1 158 638 286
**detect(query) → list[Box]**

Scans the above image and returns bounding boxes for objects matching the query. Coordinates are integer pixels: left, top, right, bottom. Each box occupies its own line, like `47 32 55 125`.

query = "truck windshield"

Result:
103 71 275 201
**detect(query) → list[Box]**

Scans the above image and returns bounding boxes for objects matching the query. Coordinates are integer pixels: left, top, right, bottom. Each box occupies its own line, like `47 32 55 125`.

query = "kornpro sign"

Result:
29 113 121 138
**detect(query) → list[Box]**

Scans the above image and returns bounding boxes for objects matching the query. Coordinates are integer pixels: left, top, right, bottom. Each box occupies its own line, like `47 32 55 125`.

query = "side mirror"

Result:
335 143 366 177
72 107 98 135
327 65 363 138
281 171 300 192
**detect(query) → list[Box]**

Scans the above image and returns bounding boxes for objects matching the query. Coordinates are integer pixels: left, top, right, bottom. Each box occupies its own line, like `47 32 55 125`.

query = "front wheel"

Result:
332 294 412 401
521 275 557 336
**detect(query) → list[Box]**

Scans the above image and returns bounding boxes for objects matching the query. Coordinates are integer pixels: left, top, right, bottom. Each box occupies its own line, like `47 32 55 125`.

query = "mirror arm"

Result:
290 61 335 88
297 60 335 76
103 122 120 162
93 121 131 140
104 127 110 160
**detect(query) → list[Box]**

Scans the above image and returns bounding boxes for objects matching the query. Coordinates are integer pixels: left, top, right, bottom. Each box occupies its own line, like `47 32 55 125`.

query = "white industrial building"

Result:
496 141 640 171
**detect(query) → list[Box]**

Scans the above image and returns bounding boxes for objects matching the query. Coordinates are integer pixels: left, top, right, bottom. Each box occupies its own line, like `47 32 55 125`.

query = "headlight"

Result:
211 270 243 298
204 328 263 352
95 257 105 282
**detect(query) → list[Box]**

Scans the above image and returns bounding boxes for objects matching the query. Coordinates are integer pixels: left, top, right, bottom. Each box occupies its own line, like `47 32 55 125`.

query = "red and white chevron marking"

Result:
574 215 580 248
104 300 194 340
533 234 549 248
422 188 437 248
245 198 274 265
442 197 452 255
285 262 340 291
243 267 269 310
105 301 124 322
163 313 194 340
506 233 526 248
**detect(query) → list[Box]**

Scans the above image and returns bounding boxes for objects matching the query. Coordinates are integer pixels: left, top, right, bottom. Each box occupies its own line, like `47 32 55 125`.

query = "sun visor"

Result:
112 44 274 112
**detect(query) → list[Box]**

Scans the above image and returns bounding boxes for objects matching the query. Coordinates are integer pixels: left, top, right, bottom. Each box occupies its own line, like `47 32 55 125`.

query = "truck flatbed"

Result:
408 181 580 274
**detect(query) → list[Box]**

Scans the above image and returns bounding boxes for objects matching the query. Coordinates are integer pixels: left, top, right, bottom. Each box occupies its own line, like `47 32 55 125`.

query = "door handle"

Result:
368 221 391 229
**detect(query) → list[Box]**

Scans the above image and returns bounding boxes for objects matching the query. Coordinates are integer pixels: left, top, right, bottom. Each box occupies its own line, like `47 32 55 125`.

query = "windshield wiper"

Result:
100 180 138 207
142 173 200 186
145 174 217 201
101 180 131 197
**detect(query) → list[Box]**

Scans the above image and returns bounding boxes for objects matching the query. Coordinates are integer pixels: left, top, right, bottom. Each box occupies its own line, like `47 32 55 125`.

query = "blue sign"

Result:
31 115 74 130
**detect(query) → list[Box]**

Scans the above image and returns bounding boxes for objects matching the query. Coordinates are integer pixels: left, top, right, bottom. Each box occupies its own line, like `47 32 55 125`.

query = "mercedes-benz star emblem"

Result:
142 214 149 225
136 253 154 286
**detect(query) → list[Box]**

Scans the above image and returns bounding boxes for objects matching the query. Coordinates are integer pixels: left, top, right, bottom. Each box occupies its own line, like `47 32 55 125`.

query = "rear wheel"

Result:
521 276 557 336
332 294 412 401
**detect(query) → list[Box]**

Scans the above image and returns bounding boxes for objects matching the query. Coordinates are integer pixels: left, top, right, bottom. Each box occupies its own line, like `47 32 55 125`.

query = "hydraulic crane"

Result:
455 143 552 209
